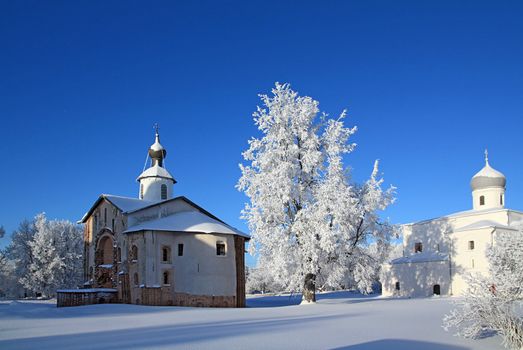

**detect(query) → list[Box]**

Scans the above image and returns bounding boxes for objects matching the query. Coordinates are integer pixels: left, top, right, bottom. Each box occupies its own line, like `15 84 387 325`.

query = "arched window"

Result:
480 195 485 206
133 273 139 286
161 184 167 200
99 236 114 265
162 246 171 263
500 194 503 205
131 245 138 261
163 271 170 285
468 241 475 250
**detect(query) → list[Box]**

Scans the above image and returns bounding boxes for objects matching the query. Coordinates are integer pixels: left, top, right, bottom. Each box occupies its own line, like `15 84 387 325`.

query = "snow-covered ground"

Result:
0 292 501 349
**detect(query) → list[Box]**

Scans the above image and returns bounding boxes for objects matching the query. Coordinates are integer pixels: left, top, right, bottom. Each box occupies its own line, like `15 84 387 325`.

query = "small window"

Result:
178 243 184 256
104 208 107 225
414 242 423 253
140 184 144 199
500 195 503 205
480 195 485 206
94 214 98 230
131 245 138 261
471 259 475 268
161 184 167 200
395 282 400 291
163 271 170 285
162 246 171 263
468 241 475 250
133 273 139 286
112 218 115 232
436 244 440 252
216 242 226 256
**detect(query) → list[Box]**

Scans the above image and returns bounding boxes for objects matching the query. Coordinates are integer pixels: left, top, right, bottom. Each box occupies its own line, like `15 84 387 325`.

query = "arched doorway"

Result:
95 234 115 288
98 236 114 265
433 284 441 295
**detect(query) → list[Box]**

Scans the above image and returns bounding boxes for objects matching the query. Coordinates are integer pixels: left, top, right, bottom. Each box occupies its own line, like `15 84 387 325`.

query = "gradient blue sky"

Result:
1 1 522 266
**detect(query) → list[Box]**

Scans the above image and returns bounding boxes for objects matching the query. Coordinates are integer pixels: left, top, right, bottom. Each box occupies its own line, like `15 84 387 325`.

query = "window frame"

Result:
177 243 184 257
216 241 226 256
131 245 138 262
162 270 170 286
161 184 167 200
161 245 171 263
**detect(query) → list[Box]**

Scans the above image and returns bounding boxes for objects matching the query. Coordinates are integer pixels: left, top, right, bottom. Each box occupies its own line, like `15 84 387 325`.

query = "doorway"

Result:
433 284 441 295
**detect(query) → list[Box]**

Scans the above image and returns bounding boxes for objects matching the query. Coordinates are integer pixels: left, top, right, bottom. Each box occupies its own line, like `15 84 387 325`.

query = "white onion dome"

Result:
470 151 506 191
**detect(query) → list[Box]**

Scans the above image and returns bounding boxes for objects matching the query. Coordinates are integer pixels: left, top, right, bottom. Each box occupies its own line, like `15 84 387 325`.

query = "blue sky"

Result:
1 1 522 266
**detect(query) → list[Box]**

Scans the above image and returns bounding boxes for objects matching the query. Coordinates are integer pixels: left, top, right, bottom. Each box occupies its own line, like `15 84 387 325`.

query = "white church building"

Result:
58 128 249 308
382 152 523 297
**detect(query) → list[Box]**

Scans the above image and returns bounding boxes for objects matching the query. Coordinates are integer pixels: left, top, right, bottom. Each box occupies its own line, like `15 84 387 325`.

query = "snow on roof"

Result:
403 208 523 227
104 195 155 212
124 210 250 238
137 164 175 181
79 194 155 223
453 220 514 233
391 251 449 265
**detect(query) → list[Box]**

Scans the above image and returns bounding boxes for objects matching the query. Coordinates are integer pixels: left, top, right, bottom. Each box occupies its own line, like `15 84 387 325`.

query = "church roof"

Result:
453 220 516 233
124 210 250 238
403 207 523 226
137 164 176 182
79 195 249 239
79 194 155 223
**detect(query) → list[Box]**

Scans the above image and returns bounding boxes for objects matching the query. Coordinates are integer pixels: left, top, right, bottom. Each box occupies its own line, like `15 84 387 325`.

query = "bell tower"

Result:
137 125 176 201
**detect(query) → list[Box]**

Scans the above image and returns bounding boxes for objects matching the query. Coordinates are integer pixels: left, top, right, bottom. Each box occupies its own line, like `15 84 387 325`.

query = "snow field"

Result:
0 291 502 350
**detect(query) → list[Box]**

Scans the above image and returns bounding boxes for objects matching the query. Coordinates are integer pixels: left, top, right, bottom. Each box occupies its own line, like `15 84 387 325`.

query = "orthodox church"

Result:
382 151 523 297
59 129 249 307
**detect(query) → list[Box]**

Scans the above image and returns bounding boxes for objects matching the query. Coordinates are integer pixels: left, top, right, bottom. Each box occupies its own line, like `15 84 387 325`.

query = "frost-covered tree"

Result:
238 83 395 302
4 219 36 297
443 231 523 350
246 265 283 294
20 214 83 297
0 250 19 298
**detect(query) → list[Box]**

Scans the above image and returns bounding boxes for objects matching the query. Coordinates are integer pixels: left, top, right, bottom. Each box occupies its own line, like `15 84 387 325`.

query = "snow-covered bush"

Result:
238 83 395 302
443 231 523 350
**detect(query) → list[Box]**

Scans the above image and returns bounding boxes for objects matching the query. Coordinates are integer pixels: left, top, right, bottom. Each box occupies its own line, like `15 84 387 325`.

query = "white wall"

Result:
130 230 237 296
472 187 505 210
382 261 450 297
140 177 173 202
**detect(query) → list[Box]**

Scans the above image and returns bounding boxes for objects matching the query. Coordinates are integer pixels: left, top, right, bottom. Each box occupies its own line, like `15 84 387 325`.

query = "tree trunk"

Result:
302 273 316 303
